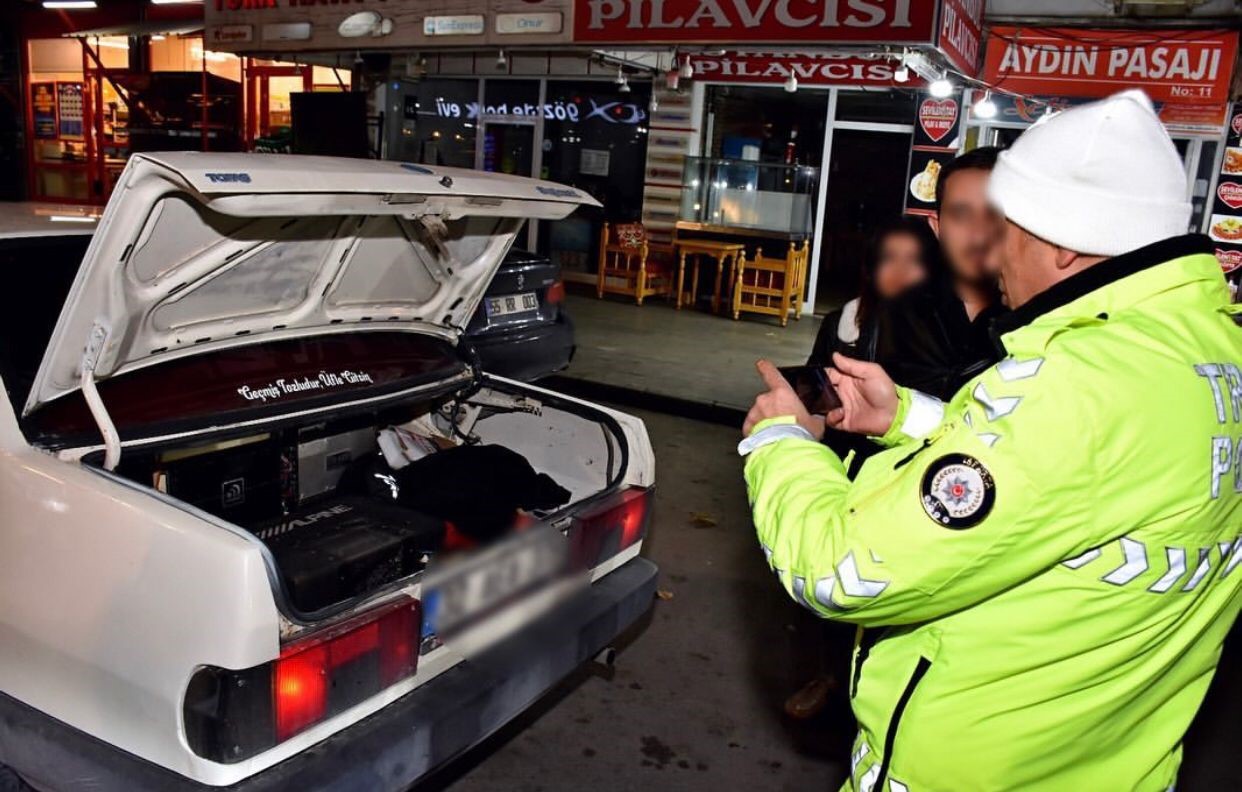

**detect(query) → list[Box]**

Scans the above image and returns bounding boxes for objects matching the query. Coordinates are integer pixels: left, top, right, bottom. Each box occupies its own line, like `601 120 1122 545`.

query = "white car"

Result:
0 155 657 790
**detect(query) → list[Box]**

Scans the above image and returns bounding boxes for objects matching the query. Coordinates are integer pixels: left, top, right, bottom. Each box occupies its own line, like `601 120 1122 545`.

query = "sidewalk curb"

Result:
542 376 746 429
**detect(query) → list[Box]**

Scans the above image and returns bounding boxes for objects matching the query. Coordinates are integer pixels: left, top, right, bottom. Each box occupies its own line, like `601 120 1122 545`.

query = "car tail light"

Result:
546 280 566 304
570 486 652 570
184 598 421 763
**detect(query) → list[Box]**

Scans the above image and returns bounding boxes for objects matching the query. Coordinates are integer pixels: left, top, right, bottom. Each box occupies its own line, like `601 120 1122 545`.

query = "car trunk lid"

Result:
22 152 598 421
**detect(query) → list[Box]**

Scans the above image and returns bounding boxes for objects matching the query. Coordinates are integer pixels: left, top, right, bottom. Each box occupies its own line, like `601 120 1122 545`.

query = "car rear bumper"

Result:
0 557 658 792
471 316 575 382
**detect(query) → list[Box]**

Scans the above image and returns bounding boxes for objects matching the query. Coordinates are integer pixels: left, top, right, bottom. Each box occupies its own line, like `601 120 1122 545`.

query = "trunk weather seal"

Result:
874 656 931 792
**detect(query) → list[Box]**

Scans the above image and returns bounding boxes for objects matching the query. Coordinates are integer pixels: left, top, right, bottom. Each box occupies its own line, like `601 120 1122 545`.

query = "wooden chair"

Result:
596 222 673 305
731 241 809 327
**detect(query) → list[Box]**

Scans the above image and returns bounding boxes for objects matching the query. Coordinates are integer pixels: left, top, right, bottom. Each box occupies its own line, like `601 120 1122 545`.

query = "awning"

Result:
63 21 204 39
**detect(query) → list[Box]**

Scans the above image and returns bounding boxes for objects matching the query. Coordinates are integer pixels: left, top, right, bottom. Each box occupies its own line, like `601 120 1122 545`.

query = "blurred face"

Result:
930 168 1003 285
987 219 1101 308
873 232 928 300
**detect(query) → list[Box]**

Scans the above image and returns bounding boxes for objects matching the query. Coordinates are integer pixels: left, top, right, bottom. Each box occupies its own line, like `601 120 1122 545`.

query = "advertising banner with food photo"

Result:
31 83 57 140
1209 100 1242 287
984 27 1238 105
904 90 964 217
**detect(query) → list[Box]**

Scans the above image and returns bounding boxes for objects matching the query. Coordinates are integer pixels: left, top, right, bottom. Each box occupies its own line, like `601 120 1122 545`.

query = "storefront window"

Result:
407 78 477 169
834 89 917 125
480 80 540 176
707 85 827 165
536 79 651 276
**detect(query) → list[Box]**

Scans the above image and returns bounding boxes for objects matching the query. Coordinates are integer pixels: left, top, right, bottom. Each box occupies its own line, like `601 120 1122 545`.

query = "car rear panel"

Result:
467 251 563 337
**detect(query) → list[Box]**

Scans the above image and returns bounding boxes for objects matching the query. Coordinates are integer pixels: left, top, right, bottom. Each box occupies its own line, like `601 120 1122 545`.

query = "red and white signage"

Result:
687 52 921 86
1232 113 1242 136
937 0 984 75
1219 182 1242 211
983 27 1239 105
573 0 936 44
1218 248 1242 274
918 98 958 143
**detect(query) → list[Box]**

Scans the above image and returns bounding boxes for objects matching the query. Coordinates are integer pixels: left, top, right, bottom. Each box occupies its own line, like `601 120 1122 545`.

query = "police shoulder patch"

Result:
920 454 995 529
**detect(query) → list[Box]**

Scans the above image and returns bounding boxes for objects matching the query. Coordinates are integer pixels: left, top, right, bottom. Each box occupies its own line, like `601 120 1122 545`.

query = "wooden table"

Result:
674 239 746 313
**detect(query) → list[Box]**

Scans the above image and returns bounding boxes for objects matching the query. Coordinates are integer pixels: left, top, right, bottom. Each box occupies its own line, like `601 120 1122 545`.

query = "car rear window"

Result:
0 234 92 420
24 331 467 447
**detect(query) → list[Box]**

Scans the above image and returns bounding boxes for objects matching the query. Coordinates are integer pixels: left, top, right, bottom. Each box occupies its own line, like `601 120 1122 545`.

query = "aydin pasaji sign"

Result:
983 28 1239 104
573 0 937 44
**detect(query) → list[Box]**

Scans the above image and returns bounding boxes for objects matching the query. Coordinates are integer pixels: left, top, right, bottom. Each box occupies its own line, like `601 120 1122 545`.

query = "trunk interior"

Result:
89 381 625 619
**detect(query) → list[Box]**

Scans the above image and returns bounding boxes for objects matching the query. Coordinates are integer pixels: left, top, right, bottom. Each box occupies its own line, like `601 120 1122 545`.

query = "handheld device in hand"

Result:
779 365 843 415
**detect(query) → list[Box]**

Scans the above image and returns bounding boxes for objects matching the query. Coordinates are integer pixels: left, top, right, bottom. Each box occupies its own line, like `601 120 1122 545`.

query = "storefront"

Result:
976 26 1240 287
383 56 652 280
16 2 349 205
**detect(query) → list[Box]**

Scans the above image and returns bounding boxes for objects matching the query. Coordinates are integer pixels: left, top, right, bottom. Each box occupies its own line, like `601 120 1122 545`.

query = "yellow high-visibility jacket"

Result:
744 235 1241 791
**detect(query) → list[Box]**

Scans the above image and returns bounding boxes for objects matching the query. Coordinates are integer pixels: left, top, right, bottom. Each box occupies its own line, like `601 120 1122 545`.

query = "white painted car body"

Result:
0 155 655 789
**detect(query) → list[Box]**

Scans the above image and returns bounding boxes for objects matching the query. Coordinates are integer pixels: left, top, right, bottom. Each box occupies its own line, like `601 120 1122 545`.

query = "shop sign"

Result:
687 52 921 86
904 88 964 217
936 0 983 75
429 97 646 125
32 83 57 140
983 27 1239 105
424 14 485 36
496 11 563 35
263 21 312 40
56 83 84 139
917 98 957 142
209 24 255 44
572 0 936 45
1210 99 1242 279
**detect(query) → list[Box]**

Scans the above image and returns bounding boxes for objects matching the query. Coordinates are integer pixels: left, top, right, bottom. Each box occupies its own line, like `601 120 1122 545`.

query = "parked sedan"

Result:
466 248 575 382
0 155 657 791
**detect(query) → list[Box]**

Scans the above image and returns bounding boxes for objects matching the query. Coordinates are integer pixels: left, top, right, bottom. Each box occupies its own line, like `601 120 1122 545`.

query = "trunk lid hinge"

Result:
80 320 121 471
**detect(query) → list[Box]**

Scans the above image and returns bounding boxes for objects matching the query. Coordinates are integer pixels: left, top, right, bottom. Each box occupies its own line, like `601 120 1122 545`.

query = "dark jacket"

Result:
807 300 877 367
874 275 1007 401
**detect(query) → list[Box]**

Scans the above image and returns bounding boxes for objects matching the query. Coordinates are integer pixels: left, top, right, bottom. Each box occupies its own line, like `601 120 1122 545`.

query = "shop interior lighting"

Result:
973 90 998 119
43 1 97 7
783 73 798 93
929 74 954 98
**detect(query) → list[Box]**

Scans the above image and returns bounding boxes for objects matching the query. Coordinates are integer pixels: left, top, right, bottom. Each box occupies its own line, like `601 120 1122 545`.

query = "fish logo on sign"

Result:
919 98 958 143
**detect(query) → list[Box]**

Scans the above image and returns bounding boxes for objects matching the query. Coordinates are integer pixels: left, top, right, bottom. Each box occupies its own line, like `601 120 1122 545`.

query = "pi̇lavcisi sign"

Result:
573 0 937 44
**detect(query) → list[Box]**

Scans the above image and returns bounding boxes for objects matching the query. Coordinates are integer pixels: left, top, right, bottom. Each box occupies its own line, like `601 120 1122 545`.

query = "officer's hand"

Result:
744 359 823 438
825 353 899 437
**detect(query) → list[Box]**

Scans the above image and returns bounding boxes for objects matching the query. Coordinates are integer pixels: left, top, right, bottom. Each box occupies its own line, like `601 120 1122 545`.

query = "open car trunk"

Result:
81 374 630 619
16 152 639 623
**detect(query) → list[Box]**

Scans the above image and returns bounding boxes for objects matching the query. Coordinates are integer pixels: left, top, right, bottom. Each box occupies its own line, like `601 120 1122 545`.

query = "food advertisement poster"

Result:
31 82 57 140
904 90 964 218
56 82 84 139
1209 100 1242 287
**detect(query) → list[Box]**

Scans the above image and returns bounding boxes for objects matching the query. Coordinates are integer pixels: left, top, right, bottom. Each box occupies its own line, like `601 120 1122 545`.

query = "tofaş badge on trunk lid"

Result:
22 152 599 419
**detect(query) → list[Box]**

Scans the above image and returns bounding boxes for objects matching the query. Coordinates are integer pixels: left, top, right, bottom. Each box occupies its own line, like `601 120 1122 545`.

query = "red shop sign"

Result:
983 27 1239 105
688 52 922 86
573 0 937 45
937 0 984 75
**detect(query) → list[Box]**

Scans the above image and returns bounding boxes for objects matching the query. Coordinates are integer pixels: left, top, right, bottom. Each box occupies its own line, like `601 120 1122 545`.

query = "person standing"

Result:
808 218 937 367
875 147 1007 400
741 90 1241 790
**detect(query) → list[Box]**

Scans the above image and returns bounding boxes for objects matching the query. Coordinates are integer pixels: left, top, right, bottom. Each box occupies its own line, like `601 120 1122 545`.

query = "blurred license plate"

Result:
420 526 566 649
486 291 538 317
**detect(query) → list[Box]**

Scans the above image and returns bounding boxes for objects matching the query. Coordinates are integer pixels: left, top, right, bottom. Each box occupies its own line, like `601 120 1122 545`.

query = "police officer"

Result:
740 89 1241 791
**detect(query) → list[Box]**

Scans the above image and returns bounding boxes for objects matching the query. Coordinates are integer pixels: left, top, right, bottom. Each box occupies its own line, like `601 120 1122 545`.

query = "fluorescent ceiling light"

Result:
42 1 98 8
150 0 203 5
50 215 98 223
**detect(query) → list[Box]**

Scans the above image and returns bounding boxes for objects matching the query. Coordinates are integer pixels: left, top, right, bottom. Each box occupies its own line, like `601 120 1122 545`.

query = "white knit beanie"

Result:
987 89 1191 257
